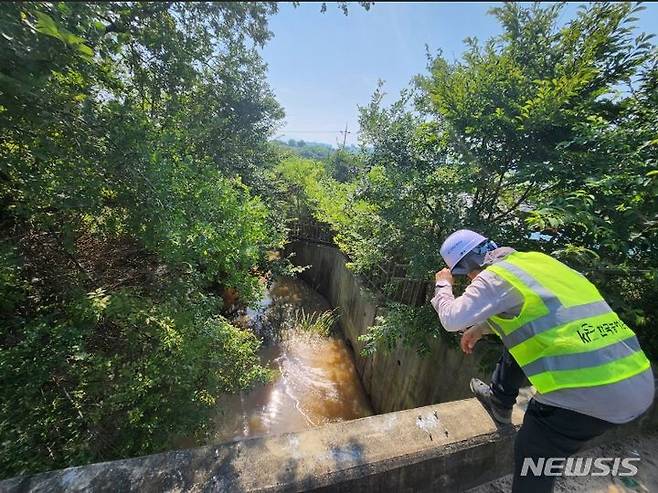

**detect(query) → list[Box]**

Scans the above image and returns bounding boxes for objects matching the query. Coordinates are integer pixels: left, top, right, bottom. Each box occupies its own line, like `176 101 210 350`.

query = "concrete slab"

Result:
2 395 654 492
1 398 522 492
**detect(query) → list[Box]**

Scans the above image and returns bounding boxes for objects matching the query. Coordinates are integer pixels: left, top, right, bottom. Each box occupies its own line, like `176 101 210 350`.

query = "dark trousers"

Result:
491 349 618 493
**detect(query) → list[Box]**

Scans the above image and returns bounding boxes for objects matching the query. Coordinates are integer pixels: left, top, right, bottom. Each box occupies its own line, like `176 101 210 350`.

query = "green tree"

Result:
276 2 658 358
0 2 287 477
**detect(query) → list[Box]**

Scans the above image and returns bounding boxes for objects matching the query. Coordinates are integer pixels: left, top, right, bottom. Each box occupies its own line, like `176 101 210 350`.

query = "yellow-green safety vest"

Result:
485 251 651 394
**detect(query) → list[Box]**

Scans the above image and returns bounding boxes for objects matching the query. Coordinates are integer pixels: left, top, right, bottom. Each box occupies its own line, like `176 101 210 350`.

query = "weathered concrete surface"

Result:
288 240 493 413
4 397 656 493
0 398 526 493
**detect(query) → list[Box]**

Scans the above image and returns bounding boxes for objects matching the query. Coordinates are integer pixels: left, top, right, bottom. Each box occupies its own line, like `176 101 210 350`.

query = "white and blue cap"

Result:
440 229 498 275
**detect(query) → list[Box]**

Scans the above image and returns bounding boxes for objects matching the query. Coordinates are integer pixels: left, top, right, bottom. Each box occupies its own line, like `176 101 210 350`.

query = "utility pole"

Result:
339 122 350 149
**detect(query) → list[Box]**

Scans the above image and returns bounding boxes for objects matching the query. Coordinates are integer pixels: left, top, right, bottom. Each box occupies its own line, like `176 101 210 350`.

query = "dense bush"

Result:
0 272 269 474
0 2 288 477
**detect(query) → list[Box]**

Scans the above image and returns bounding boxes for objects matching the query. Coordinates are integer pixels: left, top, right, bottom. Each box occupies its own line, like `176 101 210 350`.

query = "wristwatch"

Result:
435 281 452 288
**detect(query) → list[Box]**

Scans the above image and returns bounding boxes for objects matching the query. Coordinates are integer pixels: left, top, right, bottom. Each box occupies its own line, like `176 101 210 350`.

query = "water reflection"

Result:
214 277 373 442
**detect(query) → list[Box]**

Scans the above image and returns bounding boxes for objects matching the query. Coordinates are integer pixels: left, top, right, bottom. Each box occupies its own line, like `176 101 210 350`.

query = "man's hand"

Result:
460 325 484 354
435 268 453 285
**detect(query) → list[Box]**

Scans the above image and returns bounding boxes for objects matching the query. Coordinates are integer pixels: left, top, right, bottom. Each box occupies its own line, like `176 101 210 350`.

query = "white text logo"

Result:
520 457 639 477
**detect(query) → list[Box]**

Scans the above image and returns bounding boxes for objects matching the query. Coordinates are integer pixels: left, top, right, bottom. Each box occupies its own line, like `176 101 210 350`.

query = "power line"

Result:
278 130 361 134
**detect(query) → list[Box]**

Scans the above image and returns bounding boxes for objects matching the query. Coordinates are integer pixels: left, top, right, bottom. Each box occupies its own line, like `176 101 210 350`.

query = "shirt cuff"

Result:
433 282 453 302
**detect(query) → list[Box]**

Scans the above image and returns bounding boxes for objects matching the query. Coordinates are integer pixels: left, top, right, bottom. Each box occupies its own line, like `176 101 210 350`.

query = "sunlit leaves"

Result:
34 11 94 59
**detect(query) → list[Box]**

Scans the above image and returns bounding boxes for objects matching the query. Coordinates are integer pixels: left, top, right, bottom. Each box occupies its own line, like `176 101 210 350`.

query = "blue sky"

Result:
260 2 658 147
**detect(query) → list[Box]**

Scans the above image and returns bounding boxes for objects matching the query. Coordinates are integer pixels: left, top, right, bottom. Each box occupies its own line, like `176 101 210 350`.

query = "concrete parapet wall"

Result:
288 240 491 413
5 397 655 493
1 398 526 492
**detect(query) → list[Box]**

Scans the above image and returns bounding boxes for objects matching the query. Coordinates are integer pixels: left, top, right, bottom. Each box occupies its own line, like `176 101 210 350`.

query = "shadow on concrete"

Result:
274 436 367 491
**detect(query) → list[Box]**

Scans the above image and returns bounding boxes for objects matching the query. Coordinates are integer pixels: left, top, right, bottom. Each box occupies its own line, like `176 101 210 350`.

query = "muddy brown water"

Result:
212 277 373 443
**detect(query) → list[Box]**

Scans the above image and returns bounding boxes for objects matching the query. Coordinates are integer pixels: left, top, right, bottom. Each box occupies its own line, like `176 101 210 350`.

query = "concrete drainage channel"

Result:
3 240 656 492
286 240 493 413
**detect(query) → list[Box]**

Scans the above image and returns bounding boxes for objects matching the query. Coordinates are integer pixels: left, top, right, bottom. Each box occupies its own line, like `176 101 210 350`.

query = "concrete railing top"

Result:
2 398 526 493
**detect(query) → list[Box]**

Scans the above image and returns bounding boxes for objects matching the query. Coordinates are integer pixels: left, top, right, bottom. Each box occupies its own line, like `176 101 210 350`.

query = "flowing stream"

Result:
212 276 373 443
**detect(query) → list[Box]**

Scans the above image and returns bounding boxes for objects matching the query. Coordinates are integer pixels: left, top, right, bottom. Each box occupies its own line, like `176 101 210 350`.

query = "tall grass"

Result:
293 308 339 337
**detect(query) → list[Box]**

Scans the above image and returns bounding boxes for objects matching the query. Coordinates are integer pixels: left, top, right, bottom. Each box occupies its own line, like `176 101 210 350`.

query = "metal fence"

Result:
289 218 434 306
289 219 334 245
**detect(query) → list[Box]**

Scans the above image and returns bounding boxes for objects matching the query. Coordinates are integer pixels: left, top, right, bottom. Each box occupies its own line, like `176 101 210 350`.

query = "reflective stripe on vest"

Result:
485 252 651 394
